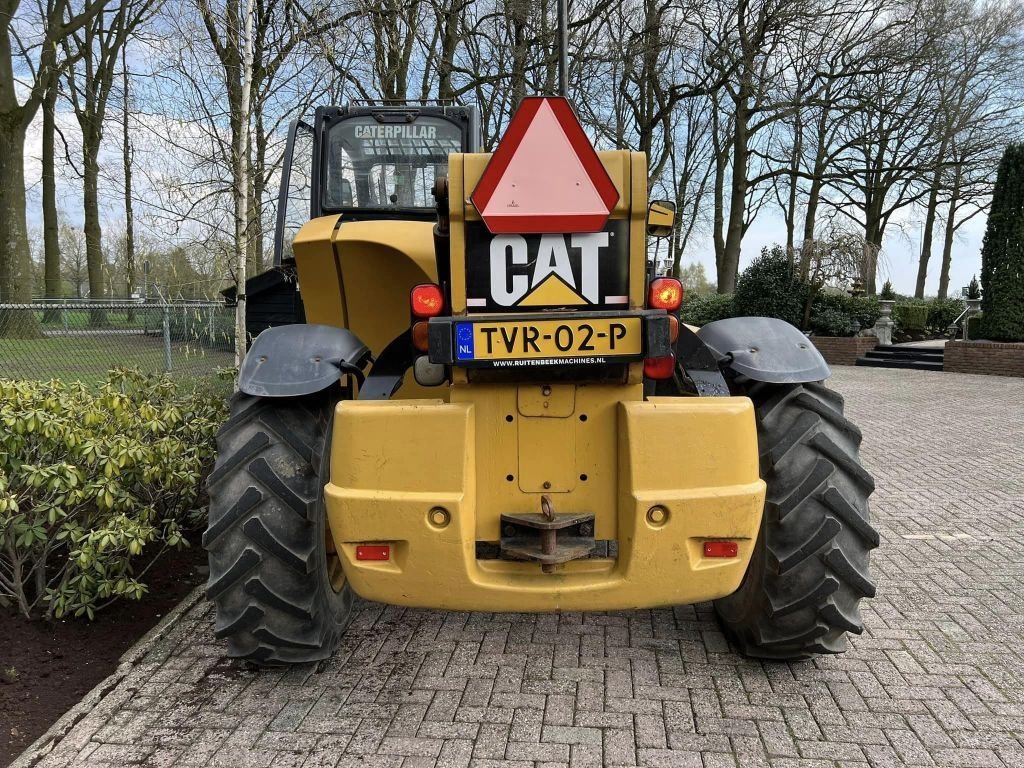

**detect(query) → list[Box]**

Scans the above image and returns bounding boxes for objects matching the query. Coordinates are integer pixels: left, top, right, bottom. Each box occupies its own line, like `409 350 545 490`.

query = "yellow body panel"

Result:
292 216 443 401
324 390 765 612
292 144 765 613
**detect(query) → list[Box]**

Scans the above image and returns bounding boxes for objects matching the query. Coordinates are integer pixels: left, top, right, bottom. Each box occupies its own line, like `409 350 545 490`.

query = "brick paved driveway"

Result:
18 368 1024 768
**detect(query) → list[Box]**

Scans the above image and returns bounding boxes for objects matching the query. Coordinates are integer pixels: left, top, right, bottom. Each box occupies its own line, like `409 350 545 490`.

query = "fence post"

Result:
62 300 68 334
162 306 172 371
208 306 215 344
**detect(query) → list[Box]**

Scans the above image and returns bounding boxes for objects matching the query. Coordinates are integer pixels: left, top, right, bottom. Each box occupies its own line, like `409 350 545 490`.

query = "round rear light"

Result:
648 278 684 311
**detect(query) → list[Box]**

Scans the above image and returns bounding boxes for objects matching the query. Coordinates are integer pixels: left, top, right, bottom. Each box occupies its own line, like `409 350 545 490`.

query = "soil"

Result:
0 542 208 767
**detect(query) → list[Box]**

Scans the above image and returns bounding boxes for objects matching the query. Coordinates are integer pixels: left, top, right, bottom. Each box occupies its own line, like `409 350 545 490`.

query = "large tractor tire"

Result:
714 381 879 660
204 391 352 664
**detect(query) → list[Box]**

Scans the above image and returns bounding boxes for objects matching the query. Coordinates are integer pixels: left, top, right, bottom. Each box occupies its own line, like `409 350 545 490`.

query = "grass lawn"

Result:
0 335 235 385
33 308 150 331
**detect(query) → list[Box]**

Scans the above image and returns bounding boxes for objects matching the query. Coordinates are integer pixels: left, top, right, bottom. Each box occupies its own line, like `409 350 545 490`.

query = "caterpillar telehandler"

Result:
204 96 878 665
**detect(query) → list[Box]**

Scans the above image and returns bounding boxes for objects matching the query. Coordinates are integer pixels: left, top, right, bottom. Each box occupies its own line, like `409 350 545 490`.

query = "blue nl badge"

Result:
455 323 475 361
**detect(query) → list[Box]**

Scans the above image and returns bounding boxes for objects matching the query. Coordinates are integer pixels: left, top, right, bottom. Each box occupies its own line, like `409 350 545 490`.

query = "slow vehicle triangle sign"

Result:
472 97 619 234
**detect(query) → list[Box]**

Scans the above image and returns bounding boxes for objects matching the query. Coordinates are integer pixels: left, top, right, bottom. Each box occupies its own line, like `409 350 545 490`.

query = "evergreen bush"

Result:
732 247 806 327
979 143 1024 341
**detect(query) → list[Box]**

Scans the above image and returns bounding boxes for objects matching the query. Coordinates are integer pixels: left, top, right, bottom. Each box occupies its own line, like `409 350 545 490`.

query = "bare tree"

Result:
0 0 106 336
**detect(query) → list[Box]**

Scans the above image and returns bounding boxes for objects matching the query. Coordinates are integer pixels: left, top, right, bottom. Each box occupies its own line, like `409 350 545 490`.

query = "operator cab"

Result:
317 106 476 218
277 102 481 261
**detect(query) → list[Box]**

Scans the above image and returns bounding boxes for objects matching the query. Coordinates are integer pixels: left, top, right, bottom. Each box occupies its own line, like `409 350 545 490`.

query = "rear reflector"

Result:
411 284 444 318
643 353 675 380
356 544 391 561
648 277 684 311
703 540 738 558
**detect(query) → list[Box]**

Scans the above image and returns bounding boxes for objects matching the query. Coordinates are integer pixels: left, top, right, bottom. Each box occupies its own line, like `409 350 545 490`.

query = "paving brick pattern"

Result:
25 368 1024 768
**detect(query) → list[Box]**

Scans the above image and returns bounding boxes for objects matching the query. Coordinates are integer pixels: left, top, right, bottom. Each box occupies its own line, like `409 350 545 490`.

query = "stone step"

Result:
854 357 945 371
863 349 945 362
873 344 945 355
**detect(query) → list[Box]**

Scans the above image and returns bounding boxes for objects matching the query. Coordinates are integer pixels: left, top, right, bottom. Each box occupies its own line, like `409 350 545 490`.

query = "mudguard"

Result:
239 324 371 398
697 316 831 384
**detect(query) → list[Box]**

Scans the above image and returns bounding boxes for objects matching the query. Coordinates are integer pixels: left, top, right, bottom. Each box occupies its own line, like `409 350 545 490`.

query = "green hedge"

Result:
894 303 930 332
967 314 984 339
809 293 880 337
0 370 227 619
679 293 735 326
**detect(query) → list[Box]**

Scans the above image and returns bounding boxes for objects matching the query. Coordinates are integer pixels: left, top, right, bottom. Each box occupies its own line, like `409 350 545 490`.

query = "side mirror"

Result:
647 200 676 238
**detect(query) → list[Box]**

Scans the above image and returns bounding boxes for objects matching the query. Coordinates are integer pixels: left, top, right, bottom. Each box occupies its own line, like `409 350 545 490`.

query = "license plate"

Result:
455 316 643 366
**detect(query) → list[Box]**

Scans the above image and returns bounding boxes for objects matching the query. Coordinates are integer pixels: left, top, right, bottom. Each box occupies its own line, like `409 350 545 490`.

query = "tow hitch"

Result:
500 495 596 573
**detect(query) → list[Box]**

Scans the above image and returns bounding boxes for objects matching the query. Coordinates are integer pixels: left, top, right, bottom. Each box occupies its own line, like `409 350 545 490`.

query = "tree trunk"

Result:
83 143 107 324
42 85 61 319
0 116 40 337
122 49 136 304
799 109 829 281
914 157 945 298
937 165 963 300
784 119 802 256
248 106 265 277
720 97 749 294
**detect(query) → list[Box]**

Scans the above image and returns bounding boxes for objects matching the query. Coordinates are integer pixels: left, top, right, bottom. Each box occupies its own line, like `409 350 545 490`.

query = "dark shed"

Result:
221 264 305 342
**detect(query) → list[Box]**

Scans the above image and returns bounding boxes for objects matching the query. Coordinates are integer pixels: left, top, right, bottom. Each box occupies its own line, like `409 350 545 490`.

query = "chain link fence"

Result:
0 300 237 384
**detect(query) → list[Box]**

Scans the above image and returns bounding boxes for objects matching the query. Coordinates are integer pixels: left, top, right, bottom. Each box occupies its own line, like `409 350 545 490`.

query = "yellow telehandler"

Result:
204 97 878 664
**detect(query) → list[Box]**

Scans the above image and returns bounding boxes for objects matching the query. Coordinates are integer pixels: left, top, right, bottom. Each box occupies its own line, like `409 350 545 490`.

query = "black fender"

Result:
696 316 831 384
239 324 371 398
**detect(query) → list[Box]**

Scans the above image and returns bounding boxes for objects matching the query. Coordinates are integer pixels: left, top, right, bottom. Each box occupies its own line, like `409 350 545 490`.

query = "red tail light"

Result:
703 541 738 558
644 354 675 380
356 544 391 561
411 284 444 318
648 278 684 311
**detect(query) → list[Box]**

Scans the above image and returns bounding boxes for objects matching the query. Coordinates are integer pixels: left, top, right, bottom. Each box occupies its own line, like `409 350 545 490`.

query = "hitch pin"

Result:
541 495 555 573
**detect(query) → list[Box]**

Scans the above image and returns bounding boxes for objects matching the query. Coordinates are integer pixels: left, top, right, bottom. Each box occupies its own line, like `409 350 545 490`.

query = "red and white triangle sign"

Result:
472 97 619 234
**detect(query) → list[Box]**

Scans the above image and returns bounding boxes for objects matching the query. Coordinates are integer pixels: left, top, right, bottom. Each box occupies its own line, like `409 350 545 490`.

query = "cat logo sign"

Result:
464 221 629 312
472 97 619 234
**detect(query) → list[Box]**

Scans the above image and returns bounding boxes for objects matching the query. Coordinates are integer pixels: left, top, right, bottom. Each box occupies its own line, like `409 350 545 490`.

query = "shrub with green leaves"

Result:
894 303 930 332
808 293 880 337
926 298 965 336
733 247 806 327
0 370 226 619
679 292 735 326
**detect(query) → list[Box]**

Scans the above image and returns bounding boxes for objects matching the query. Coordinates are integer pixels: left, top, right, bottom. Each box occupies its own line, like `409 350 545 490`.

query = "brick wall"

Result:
811 336 878 366
944 340 1024 378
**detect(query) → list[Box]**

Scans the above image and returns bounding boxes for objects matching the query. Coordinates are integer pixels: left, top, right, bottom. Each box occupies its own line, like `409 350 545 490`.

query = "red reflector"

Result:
356 544 390 561
643 354 675 380
704 540 738 558
648 278 684 311
411 284 444 318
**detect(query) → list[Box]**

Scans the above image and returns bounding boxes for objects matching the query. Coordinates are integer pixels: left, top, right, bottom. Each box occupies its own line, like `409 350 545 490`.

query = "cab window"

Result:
323 116 464 210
